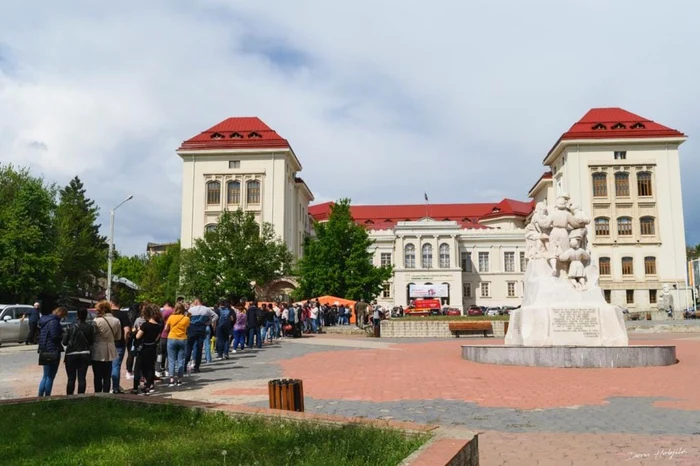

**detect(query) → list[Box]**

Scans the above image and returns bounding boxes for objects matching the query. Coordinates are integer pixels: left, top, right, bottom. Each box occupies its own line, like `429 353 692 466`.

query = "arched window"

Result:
205 224 217 233
599 257 611 275
404 244 415 269
637 171 653 197
422 244 433 269
594 217 610 236
246 180 261 204
592 173 607 197
439 243 450 268
615 172 630 197
621 257 634 275
640 217 655 236
644 256 657 275
206 181 221 205
617 217 632 236
227 181 240 204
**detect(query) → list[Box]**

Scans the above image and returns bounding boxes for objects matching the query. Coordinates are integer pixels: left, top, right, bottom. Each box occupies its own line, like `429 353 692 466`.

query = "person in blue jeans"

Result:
215 300 232 359
109 297 131 394
246 301 262 348
184 298 218 373
37 307 67 396
165 303 190 386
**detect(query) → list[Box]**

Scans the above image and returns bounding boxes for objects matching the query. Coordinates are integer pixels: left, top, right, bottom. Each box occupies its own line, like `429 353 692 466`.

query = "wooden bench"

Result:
448 321 493 337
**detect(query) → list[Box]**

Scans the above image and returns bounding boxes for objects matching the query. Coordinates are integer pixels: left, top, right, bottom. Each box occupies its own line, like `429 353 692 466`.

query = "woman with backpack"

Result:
62 308 95 395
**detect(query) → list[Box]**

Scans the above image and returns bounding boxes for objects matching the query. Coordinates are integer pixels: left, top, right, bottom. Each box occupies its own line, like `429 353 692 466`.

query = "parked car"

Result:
467 307 484 316
486 307 501 316
0 304 33 346
444 308 462 316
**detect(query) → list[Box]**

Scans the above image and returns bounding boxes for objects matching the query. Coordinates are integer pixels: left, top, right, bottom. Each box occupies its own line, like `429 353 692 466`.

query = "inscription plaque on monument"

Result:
549 307 602 346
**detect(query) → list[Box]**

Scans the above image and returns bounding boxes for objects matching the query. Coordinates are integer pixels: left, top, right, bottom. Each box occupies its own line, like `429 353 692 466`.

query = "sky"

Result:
1 0 699 255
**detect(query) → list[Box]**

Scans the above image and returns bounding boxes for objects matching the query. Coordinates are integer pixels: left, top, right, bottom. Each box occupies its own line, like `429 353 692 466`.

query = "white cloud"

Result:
1 0 700 255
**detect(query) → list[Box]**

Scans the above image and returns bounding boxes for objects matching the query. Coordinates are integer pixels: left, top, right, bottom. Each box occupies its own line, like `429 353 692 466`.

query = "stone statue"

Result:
660 284 674 313
546 194 578 277
558 237 590 290
525 202 551 260
569 204 591 251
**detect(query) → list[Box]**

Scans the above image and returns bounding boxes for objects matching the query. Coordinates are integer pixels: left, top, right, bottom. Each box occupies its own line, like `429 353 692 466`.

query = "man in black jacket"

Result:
246 301 262 349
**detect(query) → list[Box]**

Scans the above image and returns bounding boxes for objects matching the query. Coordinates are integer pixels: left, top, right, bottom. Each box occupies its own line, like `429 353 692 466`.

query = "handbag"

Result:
38 351 59 366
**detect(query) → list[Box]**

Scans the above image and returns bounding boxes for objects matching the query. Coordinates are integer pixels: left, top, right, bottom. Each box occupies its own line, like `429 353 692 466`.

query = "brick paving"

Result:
2 332 700 464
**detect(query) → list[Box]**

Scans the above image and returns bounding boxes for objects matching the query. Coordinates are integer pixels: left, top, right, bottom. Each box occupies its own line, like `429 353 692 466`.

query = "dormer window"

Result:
592 123 607 130
230 132 243 138
612 123 626 130
248 132 262 138
492 207 501 213
384 219 392 223
364 220 374 225
210 132 224 139
631 122 645 129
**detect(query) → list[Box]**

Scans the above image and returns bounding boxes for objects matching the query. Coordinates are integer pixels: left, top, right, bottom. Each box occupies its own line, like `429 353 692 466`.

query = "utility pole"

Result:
106 195 133 302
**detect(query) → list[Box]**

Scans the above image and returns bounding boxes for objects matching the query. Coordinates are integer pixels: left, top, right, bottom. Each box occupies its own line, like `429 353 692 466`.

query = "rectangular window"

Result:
507 282 516 298
382 283 391 299
604 289 611 303
478 252 489 273
626 289 634 304
649 289 657 304
463 283 471 298
380 253 392 267
595 218 610 236
615 173 630 197
504 252 515 273
644 257 656 275
614 151 627 160
592 173 607 197
461 252 472 273
480 282 490 298
599 257 611 275
617 218 633 236
637 172 653 197
519 251 527 272
228 160 241 169
622 257 634 276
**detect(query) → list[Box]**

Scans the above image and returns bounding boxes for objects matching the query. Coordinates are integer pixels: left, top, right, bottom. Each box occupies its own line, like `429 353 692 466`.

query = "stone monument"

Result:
506 193 628 347
462 193 677 367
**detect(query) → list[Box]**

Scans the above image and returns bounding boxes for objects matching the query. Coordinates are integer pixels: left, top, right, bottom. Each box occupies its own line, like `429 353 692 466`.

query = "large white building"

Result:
177 117 313 257
177 108 690 312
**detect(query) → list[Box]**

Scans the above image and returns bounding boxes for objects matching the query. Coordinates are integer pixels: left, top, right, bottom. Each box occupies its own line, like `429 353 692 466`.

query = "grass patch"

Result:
399 315 509 321
0 397 428 466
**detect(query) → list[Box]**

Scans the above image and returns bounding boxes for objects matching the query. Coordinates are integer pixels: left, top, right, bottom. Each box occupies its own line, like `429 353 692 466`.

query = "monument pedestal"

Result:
505 305 628 347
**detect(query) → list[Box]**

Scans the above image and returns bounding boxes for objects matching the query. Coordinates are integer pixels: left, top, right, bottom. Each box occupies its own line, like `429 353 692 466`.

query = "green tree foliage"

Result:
139 242 181 304
179 210 292 305
687 244 700 261
0 165 58 303
294 199 392 301
54 177 108 306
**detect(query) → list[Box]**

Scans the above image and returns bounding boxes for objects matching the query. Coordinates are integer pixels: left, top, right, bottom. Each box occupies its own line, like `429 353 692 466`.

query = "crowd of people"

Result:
35 296 382 397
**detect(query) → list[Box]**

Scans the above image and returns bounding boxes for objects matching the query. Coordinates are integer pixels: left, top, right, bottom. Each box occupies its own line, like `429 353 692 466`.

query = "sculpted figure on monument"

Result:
525 202 552 259
660 284 674 313
558 237 590 290
547 194 578 276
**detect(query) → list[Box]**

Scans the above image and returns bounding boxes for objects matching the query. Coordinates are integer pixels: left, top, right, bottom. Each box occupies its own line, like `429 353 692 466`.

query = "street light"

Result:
106 195 133 302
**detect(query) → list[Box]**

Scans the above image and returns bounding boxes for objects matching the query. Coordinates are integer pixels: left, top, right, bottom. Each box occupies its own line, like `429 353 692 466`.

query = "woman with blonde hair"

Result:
37 307 67 396
131 303 163 395
91 300 120 393
165 303 190 387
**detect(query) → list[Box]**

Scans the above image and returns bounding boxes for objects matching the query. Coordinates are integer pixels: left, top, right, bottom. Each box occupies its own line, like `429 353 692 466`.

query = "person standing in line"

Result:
91 301 120 393
109 297 131 394
184 298 218 373
130 304 163 395
231 305 247 353
165 303 190 387
246 301 262 349
125 303 141 380
156 301 174 377
62 308 95 395
214 300 233 360
37 307 67 396
26 302 41 345
273 302 282 339
309 304 319 334
263 304 275 343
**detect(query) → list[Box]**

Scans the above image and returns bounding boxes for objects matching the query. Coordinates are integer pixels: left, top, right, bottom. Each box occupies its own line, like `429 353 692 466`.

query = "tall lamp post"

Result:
106 195 133 302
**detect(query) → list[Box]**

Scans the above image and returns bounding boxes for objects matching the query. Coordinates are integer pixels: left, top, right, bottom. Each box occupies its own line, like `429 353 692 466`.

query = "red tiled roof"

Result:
309 199 533 229
546 108 685 160
178 117 290 151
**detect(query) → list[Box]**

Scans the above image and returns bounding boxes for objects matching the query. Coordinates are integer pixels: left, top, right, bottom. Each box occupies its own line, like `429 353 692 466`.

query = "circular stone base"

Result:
461 345 677 368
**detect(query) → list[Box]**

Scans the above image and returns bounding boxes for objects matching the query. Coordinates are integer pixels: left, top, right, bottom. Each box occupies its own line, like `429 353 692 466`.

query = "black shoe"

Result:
129 389 140 395
112 389 125 394
193 368 201 373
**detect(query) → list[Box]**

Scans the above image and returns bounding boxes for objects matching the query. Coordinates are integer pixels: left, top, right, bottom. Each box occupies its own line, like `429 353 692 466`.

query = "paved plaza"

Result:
2 332 700 465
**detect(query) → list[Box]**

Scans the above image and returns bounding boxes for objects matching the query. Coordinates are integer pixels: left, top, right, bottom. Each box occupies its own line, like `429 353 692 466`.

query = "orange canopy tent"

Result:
296 295 358 324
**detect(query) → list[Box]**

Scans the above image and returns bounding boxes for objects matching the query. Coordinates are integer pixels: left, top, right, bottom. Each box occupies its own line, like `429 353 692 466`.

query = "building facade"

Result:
310 199 533 311
177 117 313 258
531 107 689 312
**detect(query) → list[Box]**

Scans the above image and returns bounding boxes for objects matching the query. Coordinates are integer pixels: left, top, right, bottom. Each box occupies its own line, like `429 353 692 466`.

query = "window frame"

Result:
461 251 472 273
519 251 527 273
227 180 241 205
507 282 516 298
649 289 657 304
246 180 261 205
504 251 515 273
404 244 416 269
617 217 633 236
615 172 630 197
644 256 657 275
626 289 634 304
592 172 608 197
421 244 433 269
228 160 241 169
206 181 221 206
637 171 653 197
621 257 634 276
599 257 611 275
480 282 490 298
380 252 392 267
595 217 610 237
614 151 627 160
439 243 450 268
463 283 471 298
640 217 655 236
478 252 489 273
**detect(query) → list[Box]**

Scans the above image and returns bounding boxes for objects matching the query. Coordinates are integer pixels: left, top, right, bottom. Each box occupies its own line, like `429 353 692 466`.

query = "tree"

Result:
294 198 392 301
687 244 700 261
179 210 292 305
0 165 58 303
54 177 108 306
139 242 181 304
